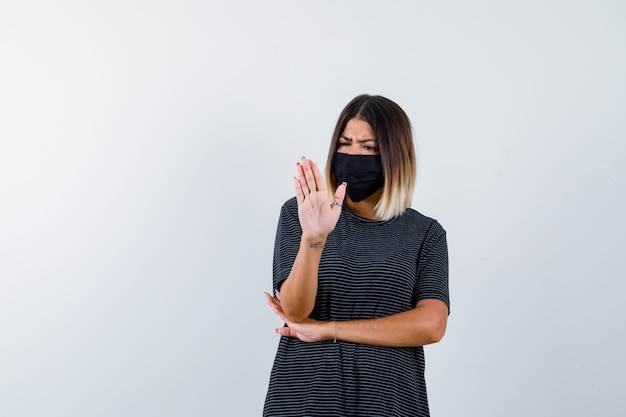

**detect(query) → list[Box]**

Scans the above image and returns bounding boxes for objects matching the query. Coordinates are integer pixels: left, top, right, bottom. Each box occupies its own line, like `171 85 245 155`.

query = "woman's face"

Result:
337 118 379 155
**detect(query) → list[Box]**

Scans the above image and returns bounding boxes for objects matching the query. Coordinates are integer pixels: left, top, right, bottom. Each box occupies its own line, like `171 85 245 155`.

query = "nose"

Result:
346 142 361 155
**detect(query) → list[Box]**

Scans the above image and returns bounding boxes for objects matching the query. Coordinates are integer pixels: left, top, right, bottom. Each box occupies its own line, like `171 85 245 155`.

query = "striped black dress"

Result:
264 197 449 417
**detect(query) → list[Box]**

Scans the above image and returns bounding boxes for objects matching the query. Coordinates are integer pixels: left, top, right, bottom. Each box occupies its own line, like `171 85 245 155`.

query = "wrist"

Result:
300 236 327 249
329 320 338 343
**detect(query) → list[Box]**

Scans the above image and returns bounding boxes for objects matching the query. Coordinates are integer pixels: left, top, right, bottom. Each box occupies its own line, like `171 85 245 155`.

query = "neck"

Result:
343 189 383 220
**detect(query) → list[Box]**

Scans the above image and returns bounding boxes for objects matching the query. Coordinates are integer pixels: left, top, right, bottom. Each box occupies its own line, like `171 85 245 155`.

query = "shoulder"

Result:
401 208 446 238
276 197 300 231
281 196 298 210
279 196 298 217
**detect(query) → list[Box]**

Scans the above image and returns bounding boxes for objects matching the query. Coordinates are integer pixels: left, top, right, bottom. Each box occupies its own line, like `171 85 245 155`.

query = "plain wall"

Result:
1 1 625 415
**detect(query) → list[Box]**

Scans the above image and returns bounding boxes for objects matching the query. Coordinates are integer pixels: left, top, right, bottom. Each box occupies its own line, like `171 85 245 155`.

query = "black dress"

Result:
264 197 449 416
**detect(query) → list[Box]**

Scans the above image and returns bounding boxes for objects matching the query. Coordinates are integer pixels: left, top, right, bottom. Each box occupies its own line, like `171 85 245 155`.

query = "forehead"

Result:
341 118 376 138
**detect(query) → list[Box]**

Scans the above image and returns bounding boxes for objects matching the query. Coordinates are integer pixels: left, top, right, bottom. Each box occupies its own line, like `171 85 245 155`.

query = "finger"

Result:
264 292 276 304
265 296 288 321
309 159 327 194
264 292 281 309
264 292 280 310
264 293 275 310
333 181 347 207
296 162 310 195
301 157 318 192
293 176 305 204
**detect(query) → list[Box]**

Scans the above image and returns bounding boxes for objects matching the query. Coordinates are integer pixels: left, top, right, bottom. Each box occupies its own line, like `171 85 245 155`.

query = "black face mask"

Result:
333 153 385 202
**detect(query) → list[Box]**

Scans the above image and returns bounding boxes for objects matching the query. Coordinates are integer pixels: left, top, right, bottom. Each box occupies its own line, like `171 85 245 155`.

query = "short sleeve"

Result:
413 221 450 313
272 198 302 294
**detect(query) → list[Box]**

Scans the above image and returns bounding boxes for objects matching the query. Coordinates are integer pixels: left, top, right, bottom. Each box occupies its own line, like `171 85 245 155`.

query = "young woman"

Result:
264 94 449 416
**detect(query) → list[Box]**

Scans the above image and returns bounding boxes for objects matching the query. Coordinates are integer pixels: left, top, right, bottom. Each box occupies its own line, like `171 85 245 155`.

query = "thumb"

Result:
276 326 297 337
334 182 347 205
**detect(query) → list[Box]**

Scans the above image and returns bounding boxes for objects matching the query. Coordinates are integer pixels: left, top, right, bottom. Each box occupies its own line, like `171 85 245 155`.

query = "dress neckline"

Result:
341 206 399 225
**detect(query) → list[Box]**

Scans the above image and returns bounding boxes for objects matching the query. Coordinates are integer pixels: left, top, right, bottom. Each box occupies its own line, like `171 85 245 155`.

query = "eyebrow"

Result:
339 135 378 143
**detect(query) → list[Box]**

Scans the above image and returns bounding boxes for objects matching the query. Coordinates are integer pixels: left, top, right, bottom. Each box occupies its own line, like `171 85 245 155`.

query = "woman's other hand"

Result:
264 291 332 343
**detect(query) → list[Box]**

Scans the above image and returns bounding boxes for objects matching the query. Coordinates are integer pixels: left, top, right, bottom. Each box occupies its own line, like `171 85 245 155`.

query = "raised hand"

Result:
294 157 346 240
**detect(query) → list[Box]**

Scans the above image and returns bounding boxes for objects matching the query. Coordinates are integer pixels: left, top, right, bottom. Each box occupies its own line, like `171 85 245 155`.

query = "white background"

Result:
1 1 625 416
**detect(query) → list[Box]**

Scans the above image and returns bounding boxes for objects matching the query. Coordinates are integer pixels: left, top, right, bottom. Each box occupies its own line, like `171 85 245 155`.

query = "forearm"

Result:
278 236 327 322
329 300 448 348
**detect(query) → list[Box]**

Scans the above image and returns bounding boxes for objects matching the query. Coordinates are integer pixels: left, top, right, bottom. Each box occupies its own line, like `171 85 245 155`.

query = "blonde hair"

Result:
324 95 416 220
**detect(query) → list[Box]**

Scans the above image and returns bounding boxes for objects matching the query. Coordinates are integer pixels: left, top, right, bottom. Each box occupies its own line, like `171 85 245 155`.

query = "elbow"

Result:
283 312 308 323
280 304 311 323
422 320 447 345
413 300 448 346
274 284 314 323
429 326 446 344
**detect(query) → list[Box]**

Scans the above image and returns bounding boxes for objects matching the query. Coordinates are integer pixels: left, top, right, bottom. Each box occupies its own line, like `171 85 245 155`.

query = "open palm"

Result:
294 157 346 239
